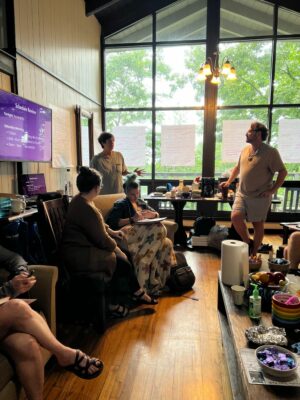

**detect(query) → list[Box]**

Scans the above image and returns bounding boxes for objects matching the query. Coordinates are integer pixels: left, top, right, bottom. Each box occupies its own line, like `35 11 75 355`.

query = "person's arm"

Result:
139 199 159 219
0 245 28 278
75 203 117 251
261 167 287 197
220 165 240 188
0 274 36 298
106 200 132 229
122 168 145 177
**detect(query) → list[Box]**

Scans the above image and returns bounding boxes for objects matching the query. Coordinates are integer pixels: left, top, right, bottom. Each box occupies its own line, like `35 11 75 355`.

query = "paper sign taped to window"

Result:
113 126 146 166
161 124 195 166
278 119 300 163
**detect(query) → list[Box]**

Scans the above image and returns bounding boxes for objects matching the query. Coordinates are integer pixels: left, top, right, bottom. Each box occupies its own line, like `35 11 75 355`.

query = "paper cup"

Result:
231 285 246 306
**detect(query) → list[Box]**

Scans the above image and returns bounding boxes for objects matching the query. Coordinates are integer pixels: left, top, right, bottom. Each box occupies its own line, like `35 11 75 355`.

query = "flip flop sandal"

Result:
64 350 104 380
109 304 129 318
132 290 158 305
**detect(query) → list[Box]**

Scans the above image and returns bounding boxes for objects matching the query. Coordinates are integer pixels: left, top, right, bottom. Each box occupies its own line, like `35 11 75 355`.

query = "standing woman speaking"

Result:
90 132 144 194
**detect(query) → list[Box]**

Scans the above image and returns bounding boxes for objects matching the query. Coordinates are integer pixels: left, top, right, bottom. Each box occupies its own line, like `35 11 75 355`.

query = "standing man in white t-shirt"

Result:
90 132 144 195
220 122 287 256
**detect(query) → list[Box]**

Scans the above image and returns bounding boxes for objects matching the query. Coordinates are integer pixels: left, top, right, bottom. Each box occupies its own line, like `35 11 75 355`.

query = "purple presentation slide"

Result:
0 90 52 162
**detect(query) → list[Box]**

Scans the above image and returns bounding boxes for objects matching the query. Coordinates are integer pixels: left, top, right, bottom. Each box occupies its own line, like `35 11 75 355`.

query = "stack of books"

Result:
191 235 209 247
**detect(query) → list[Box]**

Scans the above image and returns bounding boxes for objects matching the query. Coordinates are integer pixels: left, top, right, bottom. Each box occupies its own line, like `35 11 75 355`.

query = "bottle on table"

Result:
249 283 261 320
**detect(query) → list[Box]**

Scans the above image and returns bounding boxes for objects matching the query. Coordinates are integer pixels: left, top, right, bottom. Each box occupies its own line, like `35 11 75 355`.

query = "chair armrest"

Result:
163 220 178 243
28 265 58 336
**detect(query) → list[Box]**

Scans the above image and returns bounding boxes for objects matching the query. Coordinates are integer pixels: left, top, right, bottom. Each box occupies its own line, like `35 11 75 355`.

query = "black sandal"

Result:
109 304 129 318
132 290 158 305
64 350 103 380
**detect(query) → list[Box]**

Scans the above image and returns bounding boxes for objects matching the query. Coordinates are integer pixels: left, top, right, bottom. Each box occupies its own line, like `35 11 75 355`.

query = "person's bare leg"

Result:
0 300 100 374
231 210 251 243
252 221 265 256
286 232 300 270
1 333 44 400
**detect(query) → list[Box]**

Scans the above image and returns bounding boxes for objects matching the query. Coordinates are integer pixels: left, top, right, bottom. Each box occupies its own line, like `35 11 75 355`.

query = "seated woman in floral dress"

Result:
106 179 177 295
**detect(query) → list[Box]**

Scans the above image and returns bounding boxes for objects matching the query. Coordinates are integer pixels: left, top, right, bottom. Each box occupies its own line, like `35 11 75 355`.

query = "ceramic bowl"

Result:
249 259 262 272
268 258 290 275
272 293 300 310
256 345 298 378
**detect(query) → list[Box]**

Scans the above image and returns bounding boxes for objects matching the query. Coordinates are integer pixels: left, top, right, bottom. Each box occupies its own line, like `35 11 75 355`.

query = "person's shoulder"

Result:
90 152 103 163
112 151 123 158
241 144 251 154
262 143 278 154
114 197 127 206
69 194 91 211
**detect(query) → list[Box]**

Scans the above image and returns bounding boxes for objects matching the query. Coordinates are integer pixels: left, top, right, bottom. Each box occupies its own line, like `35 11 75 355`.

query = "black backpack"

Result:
167 265 196 293
193 217 215 236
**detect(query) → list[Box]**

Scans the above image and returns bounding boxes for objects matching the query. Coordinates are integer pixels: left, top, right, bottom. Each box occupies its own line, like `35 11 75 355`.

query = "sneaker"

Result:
258 243 273 254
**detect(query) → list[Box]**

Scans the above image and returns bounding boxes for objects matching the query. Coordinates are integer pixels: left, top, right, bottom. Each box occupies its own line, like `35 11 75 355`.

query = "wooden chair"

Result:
37 197 107 333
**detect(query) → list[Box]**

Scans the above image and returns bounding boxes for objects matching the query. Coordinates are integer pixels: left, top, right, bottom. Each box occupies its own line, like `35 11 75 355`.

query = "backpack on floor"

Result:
193 216 215 236
167 264 196 293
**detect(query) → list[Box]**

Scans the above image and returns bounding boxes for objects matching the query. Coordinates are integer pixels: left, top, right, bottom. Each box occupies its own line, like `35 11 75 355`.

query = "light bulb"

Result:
203 62 212 76
197 67 206 81
227 67 237 80
221 60 231 75
211 75 221 84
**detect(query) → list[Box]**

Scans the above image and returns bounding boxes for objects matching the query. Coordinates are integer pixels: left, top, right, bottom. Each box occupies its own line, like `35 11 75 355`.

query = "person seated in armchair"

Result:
106 177 177 296
61 167 158 318
0 244 103 400
283 231 300 272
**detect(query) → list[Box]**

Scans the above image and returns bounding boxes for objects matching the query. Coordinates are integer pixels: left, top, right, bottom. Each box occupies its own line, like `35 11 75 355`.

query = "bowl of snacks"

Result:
256 345 298 378
268 258 290 275
249 255 262 272
250 271 288 289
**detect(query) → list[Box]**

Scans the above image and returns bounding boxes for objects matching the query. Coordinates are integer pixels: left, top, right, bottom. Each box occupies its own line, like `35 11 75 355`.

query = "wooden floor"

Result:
43 234 282 400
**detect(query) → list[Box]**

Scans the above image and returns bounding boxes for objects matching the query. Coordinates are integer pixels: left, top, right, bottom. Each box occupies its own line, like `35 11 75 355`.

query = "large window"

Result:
104 0 300 183
105 48 152 108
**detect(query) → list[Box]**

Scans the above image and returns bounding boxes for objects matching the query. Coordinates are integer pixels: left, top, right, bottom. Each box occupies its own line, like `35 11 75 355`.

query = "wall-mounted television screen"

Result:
0 89 52 162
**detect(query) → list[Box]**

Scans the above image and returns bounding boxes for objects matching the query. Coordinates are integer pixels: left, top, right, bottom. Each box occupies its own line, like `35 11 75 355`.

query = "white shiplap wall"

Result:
10 0 102 193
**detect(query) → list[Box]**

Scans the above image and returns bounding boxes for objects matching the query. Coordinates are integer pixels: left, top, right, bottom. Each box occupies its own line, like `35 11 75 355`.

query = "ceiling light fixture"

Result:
197 50 237 85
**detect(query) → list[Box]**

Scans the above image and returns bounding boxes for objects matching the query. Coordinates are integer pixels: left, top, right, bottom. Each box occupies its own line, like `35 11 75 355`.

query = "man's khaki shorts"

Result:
232 193 272 222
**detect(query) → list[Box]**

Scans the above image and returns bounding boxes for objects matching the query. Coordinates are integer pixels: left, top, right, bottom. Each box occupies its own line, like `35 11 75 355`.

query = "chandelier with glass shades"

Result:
197 51 237 84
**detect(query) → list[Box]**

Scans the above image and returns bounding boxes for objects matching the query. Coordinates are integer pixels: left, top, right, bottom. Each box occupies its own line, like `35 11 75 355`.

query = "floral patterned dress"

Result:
122 222 177 294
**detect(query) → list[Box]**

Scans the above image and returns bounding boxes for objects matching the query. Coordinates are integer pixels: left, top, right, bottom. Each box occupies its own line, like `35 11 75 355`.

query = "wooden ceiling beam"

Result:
85 0 122 17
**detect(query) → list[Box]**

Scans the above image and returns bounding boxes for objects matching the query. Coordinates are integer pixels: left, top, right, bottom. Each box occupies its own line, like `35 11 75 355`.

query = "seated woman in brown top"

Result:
62 167 157 317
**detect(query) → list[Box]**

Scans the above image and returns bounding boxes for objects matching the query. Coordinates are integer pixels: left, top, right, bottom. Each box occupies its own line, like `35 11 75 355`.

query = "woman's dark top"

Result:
106 197 155 230
0 245 28 298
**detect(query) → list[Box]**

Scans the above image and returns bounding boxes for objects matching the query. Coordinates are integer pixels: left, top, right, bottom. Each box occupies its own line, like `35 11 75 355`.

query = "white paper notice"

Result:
51 105 74 168
222 120 250 162
113 126 146 166
80 117 90 167
161 125 195 166
278 119 300 163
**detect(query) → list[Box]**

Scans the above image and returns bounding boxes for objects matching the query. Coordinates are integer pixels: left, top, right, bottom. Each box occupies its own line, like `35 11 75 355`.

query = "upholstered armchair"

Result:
0 265 58 400
93 193 178 243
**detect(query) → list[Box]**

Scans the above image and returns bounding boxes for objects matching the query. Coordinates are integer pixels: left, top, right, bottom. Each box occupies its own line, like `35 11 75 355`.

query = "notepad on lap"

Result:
135 217 167 224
